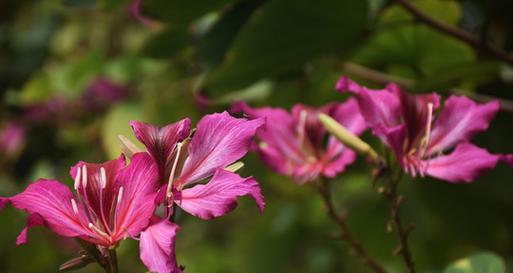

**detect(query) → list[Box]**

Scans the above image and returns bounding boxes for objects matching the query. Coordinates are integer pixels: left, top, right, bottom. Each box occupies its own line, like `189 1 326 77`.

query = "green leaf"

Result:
19 71 52 105
205 0 368 92
52 49 104 97
379 0 461 27
353 0 478 88
211 79 273 104
444 252 506 273
141 0 230 26
198 0 263 68
141 27 190 59
101 102 144 159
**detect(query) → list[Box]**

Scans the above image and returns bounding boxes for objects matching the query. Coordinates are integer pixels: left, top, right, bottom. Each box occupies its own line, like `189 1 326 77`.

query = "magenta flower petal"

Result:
336 76 401 132
177 169 264 220
425 143 500 183
178 112 264 185
114 153 160 239
16 213 45 245
232 99 366 183
428 96 500 154
322 146 356 178
233 102 304 175
130 119 191 181
330 98 367 136
3 180 91 241
140 219 182 273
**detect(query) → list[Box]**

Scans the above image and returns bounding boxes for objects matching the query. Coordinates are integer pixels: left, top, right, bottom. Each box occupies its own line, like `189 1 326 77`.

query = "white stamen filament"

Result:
420 103 434 157
166 143 183 198
297 110 307 147
100 167 107 189
81 166 88 188
71 199 79 214
88 223 109 237
117 187 124 204
74 167 81 190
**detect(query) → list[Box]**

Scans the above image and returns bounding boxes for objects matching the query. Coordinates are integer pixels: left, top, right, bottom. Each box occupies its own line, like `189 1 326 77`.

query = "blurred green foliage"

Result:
1 0 513 273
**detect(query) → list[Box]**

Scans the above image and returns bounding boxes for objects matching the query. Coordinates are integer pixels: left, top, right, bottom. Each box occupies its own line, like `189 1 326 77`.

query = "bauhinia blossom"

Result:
127 112 265 273
336 76 501 183
0 153 175 272
129 111 265 219
230 100 367 183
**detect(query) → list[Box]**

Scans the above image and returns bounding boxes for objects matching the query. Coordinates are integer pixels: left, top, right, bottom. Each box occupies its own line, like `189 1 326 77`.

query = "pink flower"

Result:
83 78 130 110
230 100 367 183
0 122 25 156
129 112 265 220
336 76 501 183
129 112 265 273
0 153 167 271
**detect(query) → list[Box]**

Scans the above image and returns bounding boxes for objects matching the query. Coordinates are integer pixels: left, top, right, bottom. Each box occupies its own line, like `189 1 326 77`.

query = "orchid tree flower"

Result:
336 76 502 183
230 100 367 183
125 112 265 273
128 112 265 219
0 153 176 273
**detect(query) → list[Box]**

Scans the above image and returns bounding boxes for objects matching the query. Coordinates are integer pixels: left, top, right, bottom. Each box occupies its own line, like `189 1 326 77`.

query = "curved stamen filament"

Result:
81 165 88 188
420 103 434 158
166 142 183 199
98 167 112 235
71 199 79 215
74 167 81 190
88 222 109 238
117 187 124 204
79 165 100 226
99 167 107 189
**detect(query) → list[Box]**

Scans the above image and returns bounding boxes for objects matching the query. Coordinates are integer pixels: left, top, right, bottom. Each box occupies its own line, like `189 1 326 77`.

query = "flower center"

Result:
403 102 434 177
71 165 124 244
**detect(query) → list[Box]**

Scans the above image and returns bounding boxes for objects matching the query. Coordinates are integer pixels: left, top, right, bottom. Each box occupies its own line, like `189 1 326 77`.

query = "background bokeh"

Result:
1 0 513 272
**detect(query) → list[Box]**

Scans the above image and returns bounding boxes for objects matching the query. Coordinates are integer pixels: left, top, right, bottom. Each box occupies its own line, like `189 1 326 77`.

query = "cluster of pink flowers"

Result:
0 75 508 272
232 76 506 184
1 112 264 273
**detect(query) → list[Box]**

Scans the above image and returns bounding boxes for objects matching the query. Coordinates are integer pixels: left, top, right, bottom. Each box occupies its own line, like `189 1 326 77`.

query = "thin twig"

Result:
394 0 513 67
342 62 513 113
317 179 390 273
382 172 416 273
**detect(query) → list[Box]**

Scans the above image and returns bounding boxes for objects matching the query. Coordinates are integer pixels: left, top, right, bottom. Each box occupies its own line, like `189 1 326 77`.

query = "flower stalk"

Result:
317 179 390 273
382 170 416 273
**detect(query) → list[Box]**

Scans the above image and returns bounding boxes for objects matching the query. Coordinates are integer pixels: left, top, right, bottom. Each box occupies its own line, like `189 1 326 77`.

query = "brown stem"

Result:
317 179 390 273
382 172 416 273
76 239 110 273
108 249 119 273
394 0 513 67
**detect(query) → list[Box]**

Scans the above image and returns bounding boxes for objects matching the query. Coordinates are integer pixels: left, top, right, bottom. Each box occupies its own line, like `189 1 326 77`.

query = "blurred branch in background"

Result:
394 0 513 67
317 179 390 273
342 62 513 112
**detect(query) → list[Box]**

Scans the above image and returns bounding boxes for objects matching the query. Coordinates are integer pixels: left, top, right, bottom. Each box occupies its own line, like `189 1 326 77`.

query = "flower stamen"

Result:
166 142 183 198
99 167 107 189
74 167 81 190
420 103 434 158
88 222 109 238
81 165 88 188
117 187 124 204
71 199 79 215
